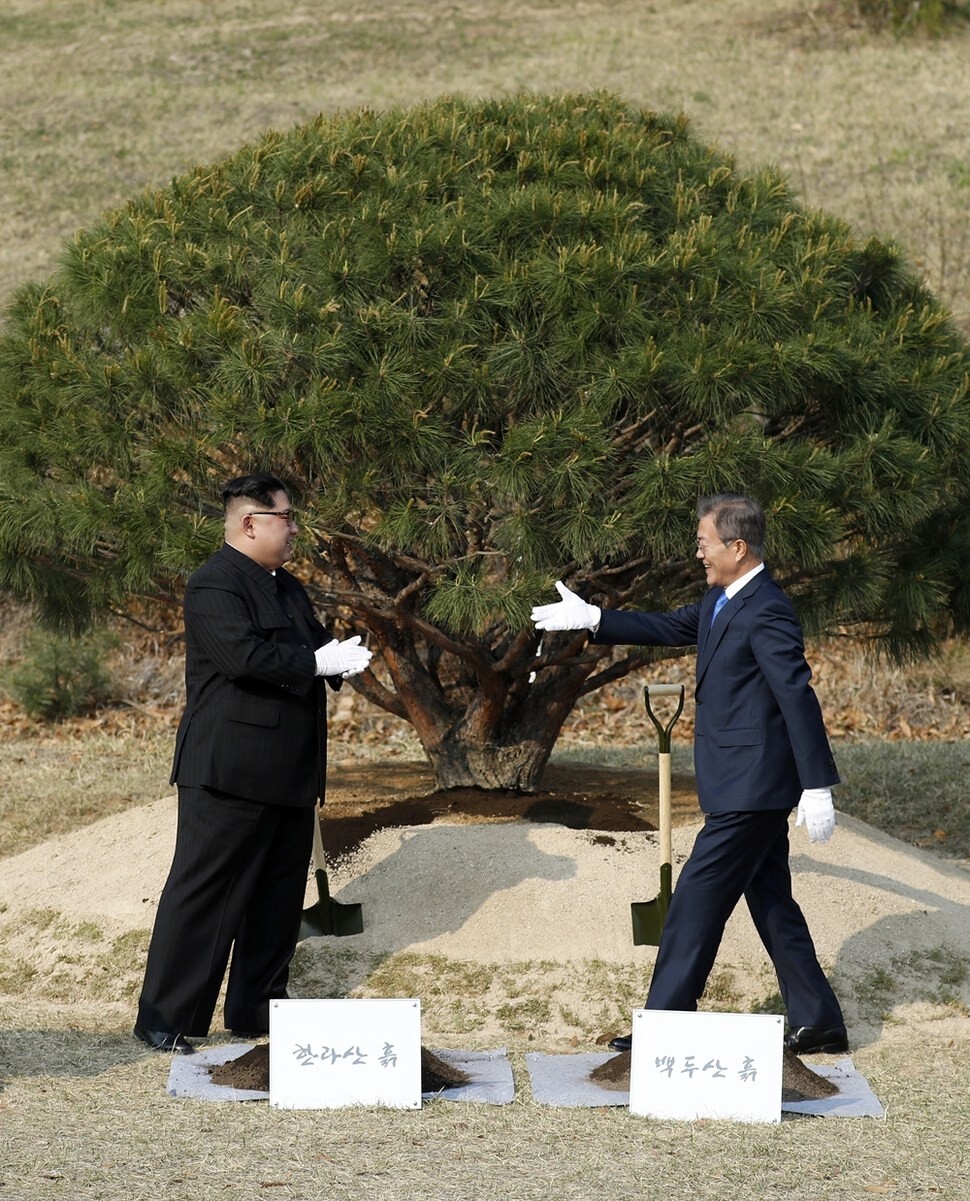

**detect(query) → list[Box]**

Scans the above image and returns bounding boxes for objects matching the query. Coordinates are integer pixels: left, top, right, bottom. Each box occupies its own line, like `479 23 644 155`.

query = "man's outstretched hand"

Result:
530 581 601 632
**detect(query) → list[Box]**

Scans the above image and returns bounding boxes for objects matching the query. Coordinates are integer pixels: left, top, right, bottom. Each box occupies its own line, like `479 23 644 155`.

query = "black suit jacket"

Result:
593 570 838 814
171 543 339 806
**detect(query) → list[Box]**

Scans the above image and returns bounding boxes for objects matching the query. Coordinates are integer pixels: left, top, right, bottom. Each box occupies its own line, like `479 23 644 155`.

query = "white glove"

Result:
531 581 601 632
795 788 836 843
314 636 373 679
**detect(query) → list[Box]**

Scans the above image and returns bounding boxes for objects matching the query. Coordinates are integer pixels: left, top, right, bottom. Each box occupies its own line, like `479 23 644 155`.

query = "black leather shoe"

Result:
133 1025 197 1055
785 1025 848 1055
608 1033 633 1053
229 1029 268 1040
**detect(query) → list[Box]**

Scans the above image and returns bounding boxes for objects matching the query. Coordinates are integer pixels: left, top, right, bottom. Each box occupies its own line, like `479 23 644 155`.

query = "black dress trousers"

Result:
136 785 315 1036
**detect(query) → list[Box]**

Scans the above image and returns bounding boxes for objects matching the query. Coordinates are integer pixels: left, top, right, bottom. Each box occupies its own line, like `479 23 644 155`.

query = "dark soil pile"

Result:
588 1046 839 1101
210 1045 269 1090
318 762 701 861
420 1047 472 1091
589 1048 632 1092
780 1047 839 1101
208 1044 471 1092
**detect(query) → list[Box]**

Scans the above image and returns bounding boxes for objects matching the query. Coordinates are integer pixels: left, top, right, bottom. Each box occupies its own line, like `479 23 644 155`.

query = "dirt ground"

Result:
319 761 699 861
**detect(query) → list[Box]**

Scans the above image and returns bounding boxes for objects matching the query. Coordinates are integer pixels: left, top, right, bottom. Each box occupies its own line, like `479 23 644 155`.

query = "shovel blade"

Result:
299 869 364 939
631 896 667 946
631 863 672 946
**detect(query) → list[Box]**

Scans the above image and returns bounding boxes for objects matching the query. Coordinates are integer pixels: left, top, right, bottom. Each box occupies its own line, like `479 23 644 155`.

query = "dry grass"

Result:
0 723 172 860
1 1 969 328
288 947 651 1043
0 1003 967 1201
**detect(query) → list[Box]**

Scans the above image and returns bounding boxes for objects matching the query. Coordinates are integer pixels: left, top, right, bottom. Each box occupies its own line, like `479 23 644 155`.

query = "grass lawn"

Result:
1 1 969 330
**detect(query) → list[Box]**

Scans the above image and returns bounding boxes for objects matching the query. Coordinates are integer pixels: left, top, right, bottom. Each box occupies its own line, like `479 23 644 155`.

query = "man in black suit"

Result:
532 494 847 1056
134 474 372 1054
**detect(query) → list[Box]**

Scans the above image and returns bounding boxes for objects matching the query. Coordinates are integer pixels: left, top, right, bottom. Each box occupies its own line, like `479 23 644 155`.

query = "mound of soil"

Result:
588 1048 632 1093
208 1044 471 1093
420 1047 472 1091
210 1045 269 1090
588 1047 839 1101
780 1047 840 1101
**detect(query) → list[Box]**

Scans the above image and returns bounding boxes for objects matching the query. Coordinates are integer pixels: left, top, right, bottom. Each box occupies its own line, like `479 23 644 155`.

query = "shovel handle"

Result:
646 683 683 697
645 684 683 868
658 749 672 868
644 683 685 754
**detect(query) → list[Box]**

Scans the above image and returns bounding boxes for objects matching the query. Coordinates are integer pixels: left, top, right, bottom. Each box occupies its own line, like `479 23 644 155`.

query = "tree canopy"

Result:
2 92 969 787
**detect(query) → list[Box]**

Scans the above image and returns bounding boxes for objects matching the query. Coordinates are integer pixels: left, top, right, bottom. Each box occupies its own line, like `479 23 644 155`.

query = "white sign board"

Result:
269 998 422 1110
629 1010 783 1123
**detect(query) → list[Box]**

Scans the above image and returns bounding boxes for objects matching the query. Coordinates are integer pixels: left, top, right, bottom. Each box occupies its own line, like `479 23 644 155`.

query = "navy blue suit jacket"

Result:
171 543 339 807
592 570 838 813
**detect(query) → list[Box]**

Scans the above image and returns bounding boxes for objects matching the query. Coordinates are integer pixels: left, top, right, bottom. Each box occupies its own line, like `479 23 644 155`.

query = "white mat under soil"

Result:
524 1053 884 1117
166 1043 515 1105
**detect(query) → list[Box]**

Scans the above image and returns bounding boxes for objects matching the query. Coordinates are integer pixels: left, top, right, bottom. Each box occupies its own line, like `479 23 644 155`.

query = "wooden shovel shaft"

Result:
312 804 326 870
658 749 672 868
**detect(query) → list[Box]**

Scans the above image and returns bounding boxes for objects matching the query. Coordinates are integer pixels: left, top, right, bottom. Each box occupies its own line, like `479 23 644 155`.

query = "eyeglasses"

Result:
247 510 297 523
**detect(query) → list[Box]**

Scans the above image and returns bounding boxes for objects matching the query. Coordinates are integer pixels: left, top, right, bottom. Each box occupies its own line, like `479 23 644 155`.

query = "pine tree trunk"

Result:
351 627 586 792
422 737 555 792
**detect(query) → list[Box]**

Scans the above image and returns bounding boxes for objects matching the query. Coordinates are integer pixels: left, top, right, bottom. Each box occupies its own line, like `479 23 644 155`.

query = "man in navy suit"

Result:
134 474 372 1053
532 493 847 1055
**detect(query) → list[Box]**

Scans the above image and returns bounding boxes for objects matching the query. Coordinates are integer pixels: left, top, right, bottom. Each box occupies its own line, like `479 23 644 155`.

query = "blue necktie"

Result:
710 591 729 628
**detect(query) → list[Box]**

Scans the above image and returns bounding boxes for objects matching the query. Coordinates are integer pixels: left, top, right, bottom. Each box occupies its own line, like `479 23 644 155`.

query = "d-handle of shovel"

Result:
643 683 685 753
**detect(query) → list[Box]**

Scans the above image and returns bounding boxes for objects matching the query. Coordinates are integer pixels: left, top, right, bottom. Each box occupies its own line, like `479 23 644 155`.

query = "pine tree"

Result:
2 93 969 788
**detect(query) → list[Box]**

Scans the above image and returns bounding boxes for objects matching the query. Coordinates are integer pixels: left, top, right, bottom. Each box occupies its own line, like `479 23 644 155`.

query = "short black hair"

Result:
221 474 289 511
697 493 765 558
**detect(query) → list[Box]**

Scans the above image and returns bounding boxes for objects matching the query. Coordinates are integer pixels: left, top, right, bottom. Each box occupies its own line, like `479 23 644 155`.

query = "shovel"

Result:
299 805 364 939
631 683 685 946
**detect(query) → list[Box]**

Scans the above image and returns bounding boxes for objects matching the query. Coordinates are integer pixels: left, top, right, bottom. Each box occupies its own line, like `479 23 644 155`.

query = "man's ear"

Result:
225 506 256 541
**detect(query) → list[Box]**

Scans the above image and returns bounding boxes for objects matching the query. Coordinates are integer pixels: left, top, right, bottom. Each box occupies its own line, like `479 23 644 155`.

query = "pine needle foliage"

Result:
2 92 969 787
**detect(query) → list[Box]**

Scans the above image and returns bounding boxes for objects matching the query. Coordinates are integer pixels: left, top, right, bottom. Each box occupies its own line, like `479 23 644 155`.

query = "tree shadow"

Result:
0 1026 149 1087
294 821 583 996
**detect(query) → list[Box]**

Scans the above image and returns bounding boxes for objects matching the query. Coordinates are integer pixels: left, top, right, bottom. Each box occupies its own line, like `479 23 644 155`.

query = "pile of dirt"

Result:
208 1044 471 1093
780 1048 840 1101
210 1045 269 1091
420 1047 472 1091
588 1047 839 1101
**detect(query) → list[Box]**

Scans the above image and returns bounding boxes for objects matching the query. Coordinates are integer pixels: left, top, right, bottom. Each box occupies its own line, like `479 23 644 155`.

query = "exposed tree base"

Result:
423 742 554 793
319 761 701 861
